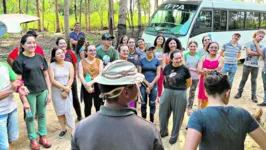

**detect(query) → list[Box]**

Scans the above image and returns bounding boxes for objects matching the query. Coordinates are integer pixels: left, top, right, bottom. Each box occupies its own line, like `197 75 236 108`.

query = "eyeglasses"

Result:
209 47 218 50
146 49 154 51
88 49 96 52
204 39 211 41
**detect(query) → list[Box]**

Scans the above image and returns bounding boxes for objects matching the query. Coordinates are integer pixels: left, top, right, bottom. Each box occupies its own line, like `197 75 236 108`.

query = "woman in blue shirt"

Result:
138 44 160 122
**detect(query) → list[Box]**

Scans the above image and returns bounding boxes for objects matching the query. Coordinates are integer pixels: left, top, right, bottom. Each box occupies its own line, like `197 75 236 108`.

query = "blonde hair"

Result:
253 29 265 39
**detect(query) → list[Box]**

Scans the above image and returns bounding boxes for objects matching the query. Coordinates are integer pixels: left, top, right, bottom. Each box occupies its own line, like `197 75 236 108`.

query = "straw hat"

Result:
95 60 144 85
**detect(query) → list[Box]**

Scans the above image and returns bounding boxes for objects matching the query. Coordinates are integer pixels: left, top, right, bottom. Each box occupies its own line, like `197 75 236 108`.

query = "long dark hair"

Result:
154 35 165 47
119 35 128 45
56 37 64 46
20 34 35 54
75 36 86 55
163 37 182 53
50 47 60 63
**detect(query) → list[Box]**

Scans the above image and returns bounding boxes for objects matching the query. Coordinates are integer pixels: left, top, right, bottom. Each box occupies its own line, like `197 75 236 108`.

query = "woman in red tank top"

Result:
197 42 224 109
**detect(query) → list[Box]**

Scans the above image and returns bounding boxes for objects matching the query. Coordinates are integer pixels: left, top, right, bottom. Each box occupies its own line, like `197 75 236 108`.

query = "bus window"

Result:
261 13 266 29
229 11 245 30
214 10 227 31
145 3 198 36
190 10 212 37
246 12 260 30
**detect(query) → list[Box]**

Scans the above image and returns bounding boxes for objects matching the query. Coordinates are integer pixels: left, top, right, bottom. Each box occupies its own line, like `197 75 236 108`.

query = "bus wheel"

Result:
239 59 245 63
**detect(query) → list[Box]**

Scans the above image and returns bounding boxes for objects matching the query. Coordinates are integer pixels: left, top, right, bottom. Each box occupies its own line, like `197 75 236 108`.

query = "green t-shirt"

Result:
96 46 119 66
0 62 17 115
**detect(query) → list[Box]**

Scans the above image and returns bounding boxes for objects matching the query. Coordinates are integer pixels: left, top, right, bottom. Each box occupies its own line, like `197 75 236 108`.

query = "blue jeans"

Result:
140 84 157 118
262 71 266 103
222 64 237 86
0 109 19 150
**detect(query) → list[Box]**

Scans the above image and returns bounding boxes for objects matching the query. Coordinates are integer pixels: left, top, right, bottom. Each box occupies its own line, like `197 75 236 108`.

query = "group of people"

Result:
1 21 266 150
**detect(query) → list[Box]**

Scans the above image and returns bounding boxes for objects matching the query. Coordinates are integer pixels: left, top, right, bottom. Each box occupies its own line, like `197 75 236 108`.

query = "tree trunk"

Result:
154 0 158 12
3 0 7 14
117 0 128 46
88 0 90 31
129 0 134 33
85 0 88 31
79 0 83 25
55 0 61 32
137 0 141 38
74 0 77 22
148 1 151 21
64 0 71 49
25 0 29 31
19 0 22 13
108 0 114 35
36 0 41 31
42 0 45 31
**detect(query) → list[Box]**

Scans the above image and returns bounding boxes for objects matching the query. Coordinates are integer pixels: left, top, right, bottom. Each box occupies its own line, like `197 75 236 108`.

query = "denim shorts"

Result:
0 109 19 150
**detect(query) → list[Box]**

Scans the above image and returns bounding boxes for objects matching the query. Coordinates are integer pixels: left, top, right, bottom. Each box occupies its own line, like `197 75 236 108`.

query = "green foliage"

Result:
1 0 150 32
2 33 10 39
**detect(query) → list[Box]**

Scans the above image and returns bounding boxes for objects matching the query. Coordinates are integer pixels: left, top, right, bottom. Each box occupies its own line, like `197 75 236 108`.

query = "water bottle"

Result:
85 74 94 89
85 74 92 82
25 109 33 120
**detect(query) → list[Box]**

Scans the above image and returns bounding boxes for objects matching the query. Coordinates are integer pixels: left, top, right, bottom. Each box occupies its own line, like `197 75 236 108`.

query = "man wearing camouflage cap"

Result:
71 60 164 150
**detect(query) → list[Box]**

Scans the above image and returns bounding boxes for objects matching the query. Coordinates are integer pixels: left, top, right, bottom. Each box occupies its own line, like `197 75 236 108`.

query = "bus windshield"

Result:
146 3 198 36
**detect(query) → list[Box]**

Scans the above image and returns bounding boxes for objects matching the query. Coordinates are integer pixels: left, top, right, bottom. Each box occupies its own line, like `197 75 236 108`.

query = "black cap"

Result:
102 33 115 40
26 30 38 37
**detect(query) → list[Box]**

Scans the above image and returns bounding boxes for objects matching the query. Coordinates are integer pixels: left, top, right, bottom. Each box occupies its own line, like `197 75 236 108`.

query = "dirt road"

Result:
11 62 266 150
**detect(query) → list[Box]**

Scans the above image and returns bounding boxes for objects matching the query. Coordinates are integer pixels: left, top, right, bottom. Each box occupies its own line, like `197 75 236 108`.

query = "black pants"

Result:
82 83 103 117
72 78 82 118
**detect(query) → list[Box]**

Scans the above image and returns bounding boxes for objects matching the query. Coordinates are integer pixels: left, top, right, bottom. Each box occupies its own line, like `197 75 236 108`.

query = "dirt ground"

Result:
1 34 265 150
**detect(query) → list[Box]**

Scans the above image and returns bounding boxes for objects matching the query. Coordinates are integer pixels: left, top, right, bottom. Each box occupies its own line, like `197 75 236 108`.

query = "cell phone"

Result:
25 109 33 120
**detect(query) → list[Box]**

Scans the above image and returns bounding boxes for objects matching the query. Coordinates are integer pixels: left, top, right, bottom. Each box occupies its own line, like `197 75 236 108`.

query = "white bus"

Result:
142 0 266 61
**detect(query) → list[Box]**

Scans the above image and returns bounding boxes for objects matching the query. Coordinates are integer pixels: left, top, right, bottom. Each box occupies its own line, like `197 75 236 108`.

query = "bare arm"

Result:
197 57 205 75
43 70 51 94
237 52 241 59
7 58 14 66
78 62 87 86
249 127 266 150
186 77 192 89
162 53 167 69
220 50 225 57
67 63 74 87
80 51 85 60
217 56 224 72
254 41 263 56
184 128 202 150
246 47 260 56
0 89 15 100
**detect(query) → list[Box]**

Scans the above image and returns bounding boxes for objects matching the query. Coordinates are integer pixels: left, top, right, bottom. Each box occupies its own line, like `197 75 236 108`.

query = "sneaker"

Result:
169 138 177 144
59 130 67 138
234 93 242 99
258 102 266 106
